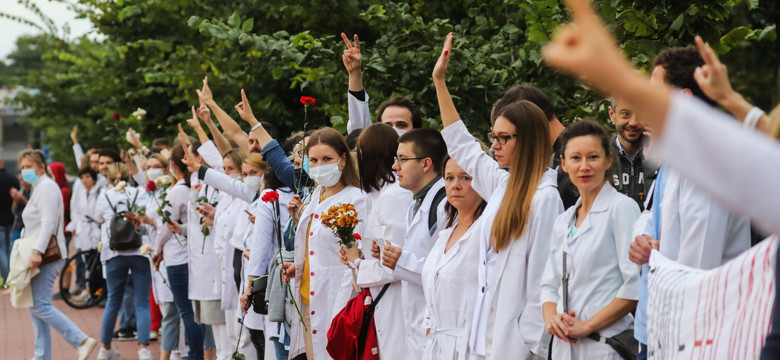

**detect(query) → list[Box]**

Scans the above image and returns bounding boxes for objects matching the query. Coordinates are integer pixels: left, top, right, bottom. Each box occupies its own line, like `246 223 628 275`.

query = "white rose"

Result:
140 244 154 255
114 181 127 193
132 107 147 120
157 175 172 185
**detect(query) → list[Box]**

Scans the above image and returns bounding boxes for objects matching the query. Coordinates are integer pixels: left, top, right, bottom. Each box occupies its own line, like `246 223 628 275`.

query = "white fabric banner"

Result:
648 237 776 360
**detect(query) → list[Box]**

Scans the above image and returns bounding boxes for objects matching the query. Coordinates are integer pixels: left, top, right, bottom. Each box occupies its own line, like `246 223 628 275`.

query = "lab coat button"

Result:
311 310 315 315
481 286 485 293
310 232 314 236
310 272 314 276
314 214 319 219
310 291 315 296
310 251 314 255
312 330 317 335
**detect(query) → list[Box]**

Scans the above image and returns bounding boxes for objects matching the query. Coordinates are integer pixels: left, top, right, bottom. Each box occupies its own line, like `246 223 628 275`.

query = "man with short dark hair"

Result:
607 97 656 210
379 128 448 359
342 34 423 135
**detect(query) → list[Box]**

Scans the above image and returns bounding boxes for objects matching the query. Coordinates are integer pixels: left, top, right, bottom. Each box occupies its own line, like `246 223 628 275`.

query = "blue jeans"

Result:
119 277 136 329
100 256 151 345
0 225 12 280
29 259 88 360
637 343 647 360
161 302 180 351
167 264 204 360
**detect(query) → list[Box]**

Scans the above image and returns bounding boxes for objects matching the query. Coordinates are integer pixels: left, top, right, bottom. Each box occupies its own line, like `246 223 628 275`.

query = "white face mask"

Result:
394 127 408 136
228 173 241 180
244 175 263 193
147 168 164 181
308 162 342 187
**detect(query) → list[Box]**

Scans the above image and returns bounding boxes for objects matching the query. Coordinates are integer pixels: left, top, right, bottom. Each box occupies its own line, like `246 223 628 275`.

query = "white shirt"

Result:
22 175 66 255
70 182 101 250
421 218 482 360
156 180 190 267
540 183 640 359
655 92 779 236
94 185 149 262
355 180 413 360
441 120 563 359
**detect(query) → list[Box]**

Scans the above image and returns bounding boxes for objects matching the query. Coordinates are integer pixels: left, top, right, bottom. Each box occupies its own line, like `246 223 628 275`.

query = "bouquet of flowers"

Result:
147 175 182 246
320 203 361 247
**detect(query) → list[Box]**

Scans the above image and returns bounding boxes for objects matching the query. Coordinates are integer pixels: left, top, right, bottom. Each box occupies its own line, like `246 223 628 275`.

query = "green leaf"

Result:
228 12 241 27
502 23 520 34
670 13 684 32
720 26 751 45
241 18 254 32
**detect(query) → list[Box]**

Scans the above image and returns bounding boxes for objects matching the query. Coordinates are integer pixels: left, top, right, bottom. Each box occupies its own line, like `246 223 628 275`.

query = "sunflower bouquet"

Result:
320 203 361 247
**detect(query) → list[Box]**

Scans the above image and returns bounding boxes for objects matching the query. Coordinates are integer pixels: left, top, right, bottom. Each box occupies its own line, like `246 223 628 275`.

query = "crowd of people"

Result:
3 1 779 359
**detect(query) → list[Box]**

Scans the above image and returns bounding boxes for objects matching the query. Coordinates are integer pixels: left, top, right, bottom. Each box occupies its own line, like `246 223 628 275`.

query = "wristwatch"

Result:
32 249 43 256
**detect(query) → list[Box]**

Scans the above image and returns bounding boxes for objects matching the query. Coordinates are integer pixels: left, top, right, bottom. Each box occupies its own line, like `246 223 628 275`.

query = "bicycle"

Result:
59 248 107 309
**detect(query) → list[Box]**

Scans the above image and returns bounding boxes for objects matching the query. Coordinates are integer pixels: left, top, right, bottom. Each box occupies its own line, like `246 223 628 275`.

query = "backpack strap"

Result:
357 283 391 346
427 187 447 236
104 192 118 214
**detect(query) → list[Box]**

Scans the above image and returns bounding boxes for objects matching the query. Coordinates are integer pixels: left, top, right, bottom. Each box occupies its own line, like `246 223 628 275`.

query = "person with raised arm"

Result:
341 33 423 135
433 33 563 359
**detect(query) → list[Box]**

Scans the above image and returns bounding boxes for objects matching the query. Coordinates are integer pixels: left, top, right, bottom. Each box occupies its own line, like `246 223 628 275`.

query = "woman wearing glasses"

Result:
433 34 564 359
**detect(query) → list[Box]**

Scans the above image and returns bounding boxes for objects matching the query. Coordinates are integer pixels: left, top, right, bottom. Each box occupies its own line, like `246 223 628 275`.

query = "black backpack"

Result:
105 190 143 251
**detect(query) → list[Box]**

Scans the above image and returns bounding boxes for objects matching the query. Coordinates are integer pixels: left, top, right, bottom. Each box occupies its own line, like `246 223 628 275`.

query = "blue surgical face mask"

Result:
22 169 39 185
302 156 310 175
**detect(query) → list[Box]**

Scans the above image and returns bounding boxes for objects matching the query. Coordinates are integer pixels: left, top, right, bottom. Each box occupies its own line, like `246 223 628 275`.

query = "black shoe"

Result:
112 328 135 341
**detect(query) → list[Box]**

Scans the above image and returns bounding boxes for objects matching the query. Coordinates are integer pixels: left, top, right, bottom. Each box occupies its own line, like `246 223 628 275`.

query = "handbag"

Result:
41 202 63 265
562 252 638 360
105 190 143 251
251 275 269 314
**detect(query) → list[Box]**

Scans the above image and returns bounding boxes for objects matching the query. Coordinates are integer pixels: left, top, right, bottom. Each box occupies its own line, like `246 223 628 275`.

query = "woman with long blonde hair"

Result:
432 34 563 359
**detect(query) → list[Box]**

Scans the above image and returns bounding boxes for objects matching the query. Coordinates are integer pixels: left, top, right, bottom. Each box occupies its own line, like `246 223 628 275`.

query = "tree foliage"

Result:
1 0 776 171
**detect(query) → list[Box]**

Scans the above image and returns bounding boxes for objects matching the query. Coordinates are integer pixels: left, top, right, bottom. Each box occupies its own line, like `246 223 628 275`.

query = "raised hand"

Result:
70 125 79 144
341 33 362 74
693 36 734 103
234 89 257 124
187 106 204 131
197 105 212 124
128 127 143 149
177 123 189 147
181 142 201 173
196 76 213 105
432 32 453 82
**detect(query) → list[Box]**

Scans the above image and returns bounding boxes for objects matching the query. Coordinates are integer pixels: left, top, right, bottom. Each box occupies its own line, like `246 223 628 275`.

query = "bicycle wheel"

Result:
60 249 106 309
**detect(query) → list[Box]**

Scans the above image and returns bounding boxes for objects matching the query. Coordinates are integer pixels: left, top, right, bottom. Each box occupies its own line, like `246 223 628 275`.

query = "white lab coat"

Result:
213 192 243 311
244 188 293 331
157 180 190 267
289 185 369 359
346 90 372 134
441 120 563 359
143 189 174 303
186 179 221 300
392 177 448 359
70 183 101 251
540 183 640 359
355 180 413 359
421 218 482 360
637 168 751 270
654 93 780 237
95 185 149 263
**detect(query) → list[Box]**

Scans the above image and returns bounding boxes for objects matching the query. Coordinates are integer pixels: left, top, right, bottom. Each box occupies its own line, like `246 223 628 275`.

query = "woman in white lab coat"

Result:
340 123 413 359
421 156 486 360
433 35 563 359
71 167 101 252
539 121 640 359
283 127 369 360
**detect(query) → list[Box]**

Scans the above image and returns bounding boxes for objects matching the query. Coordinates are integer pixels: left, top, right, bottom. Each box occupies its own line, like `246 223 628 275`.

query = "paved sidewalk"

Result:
1 288 161 360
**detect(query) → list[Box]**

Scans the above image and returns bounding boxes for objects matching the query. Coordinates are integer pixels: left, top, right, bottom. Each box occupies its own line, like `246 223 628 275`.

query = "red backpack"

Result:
326 284 390 360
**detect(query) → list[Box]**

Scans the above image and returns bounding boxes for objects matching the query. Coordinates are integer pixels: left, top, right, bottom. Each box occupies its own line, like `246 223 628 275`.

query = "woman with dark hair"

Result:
282 127 369 360
433 34 564 359
17 149 96 360
540 121 639 359
339 122 413 359
421 155 486 360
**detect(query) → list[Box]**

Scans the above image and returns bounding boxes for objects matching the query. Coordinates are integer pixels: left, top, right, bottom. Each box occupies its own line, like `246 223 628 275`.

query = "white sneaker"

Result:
77 337 97 360
149 330 158 341
138 347 153 360
97 347 120 360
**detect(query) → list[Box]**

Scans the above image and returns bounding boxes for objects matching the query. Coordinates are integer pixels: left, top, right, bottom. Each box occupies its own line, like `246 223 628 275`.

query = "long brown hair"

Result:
170 145 192 187
356 123 398 193
306 127 361 188
490 101 551 251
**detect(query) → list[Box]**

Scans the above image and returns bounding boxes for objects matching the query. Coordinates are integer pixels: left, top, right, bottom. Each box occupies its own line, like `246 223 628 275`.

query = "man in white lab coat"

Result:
380 128 449 359
628 46 752 360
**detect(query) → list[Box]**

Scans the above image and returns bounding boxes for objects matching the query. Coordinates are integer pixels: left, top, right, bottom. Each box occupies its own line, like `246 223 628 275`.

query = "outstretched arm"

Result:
235 89 274 149
432 33 460 128
692 36 770 132
187 106 210 144
197 76 249 152
342 33 372 133
198 105 232 155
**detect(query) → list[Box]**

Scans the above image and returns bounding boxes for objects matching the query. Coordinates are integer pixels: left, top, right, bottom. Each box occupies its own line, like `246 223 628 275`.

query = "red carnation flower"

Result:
146 180 157 193
113 113 121 121
300 96 316 106
353 233 361 241
262 190 280 203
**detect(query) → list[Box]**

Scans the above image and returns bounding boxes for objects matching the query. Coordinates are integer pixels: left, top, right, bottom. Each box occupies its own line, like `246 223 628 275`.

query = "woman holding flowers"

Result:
282 127 369 360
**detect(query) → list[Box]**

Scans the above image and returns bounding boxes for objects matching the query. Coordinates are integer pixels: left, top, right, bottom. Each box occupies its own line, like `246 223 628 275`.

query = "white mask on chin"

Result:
308 162 342 187
394 127 408 136
244 175 263 193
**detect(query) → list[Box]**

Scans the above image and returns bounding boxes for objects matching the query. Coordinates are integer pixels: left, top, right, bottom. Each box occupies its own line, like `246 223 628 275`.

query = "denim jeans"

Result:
637 343 647 360
161 302 180 351
100 256 151 345
0 225 12 280
167 264 204 360
29 259 88 360
119 277 136 329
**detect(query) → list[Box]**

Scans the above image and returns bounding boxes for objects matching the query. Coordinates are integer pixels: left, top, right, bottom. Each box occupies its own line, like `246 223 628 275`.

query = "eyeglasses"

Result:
487 132 518 145
394 156 427 165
